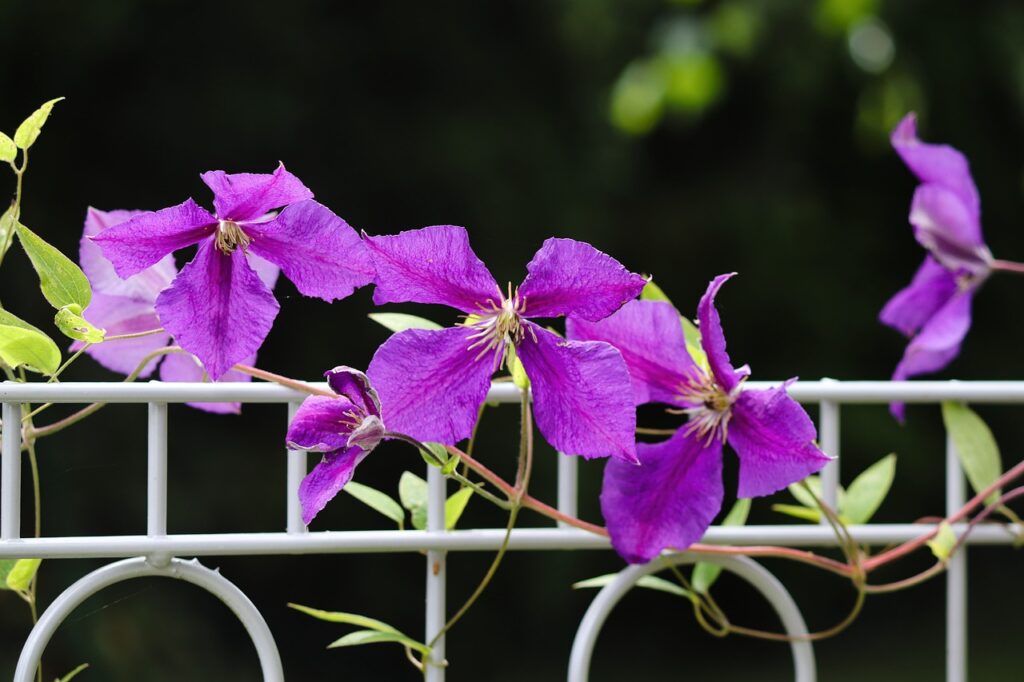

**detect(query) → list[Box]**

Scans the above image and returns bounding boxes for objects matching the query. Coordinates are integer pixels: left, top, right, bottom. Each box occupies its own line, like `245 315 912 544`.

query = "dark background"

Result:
2 0 1024 679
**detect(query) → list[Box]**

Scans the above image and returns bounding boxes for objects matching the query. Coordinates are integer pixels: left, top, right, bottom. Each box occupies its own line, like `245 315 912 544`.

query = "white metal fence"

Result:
2 379 1022 681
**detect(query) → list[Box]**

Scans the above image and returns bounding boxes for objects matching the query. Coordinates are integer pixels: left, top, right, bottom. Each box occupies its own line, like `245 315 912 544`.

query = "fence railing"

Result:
3 380 1023 681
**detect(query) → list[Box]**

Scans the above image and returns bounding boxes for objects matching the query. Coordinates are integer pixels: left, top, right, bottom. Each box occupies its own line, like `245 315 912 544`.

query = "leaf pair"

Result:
342 470 473 531
289 603 431 657
0 97 63 162
773 454 896 525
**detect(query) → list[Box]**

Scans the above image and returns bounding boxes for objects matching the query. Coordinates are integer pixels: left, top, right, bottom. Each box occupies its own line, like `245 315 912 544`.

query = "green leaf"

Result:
692 498 750 594
843 454 896 524
770 503 822 523
787 476 821 509
288 603 402 633
423 442 448 465
440 453 461 476
926 521 957 561
328 629 432 656
573 574 691 598
0 309 61 375
16 222 92 309
399 471 428 530
0 132 15 163
942 402 1003 505
6 558 41 591
55 304 105 343
14 97 64 150
55 663 89 682
368 312 442 333
509 347 530 390
445 487 473 530
640 280 672 304
0 205 16 260
343 481 405 526
0 558 16 588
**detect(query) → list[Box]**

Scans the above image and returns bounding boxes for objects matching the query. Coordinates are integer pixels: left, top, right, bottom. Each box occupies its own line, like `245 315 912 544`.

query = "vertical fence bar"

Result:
425 463 447 681
147 403 168 537
818 379 840 517
1 402 21 540
946 432 967 682
286 402 308 534
556 454 577 528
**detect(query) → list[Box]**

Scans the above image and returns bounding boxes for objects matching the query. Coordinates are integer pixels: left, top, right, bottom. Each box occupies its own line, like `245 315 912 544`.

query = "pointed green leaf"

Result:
287 603 402 633
14 97 64 150
509 347 530 390
343 481 405 526
0 205 17 260
573 574 691 598
368 312 442 333
399 471 428 530
926 521 957 561
423 442 448 465
16 222 92 309
942 402 1003 505
788 476 821 508
0 309 61 375
440 453 461 476
445 487 473 530
327 629 432 656
771 503 822 522
55 663 89 682
0 559 16 589
692 498 750 594
843 454 896 524
640 279 672 303
55 304 105 343
6 558 41 591
0 132 16 163
640 281 706 367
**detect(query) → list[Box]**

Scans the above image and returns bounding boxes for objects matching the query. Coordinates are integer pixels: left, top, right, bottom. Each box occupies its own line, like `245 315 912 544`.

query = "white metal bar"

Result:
286 401 307 534
425 464 447 680
818 386 841 517
946 433 967 682
2 401 21 540
557 454 578 527
147 403 168 537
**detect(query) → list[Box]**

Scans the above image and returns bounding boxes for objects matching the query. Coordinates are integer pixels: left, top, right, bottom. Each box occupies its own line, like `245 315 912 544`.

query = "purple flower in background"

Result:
76 208 273 413
286 367 386 524
92 164 375 380
880 113 992 420
568 274 831 564
363 225 646 462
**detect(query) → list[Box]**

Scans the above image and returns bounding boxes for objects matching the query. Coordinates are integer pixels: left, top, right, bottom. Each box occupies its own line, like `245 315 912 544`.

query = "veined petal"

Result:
909 185 990 274
201 163 313 222
247 252 281 292
697 273 746 392
567 299 694 407
601 429 724 564
363 225 498 313
728 386 832 498
366 326 494 444
155 239 280 381
245 200 375 301
285 395 360 452
326 366 382 417
90 199 216 278
880 256 959 337
517 238 646 321
299 445 371 525
517 324 638 462
81 207 177 301
76 292 170 377
158 351 254 415
891 113 980 222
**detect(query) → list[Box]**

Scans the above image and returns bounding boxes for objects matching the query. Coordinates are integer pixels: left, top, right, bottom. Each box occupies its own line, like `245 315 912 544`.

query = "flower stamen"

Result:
462 282 529 370
216 220 251 255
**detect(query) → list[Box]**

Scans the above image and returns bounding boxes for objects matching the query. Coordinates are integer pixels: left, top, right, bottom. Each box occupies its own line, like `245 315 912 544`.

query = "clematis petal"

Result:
201 163 313 222
366 326 495 444
909 184 990 274
90 199 216 278
517 238 646 321
601 429 724 564
247 252 281 291
517 323 638 462
81 207 177 301
245 200 375 301
326 366 382 417
879 256 959 337
567 299 694 407
728 386 832 498
298 445 370 525
697 273 746 392
285 395 360 452
158 351 255 415
363 225 499 313
155 239 280 381
891 113 980 221
75 292 170 377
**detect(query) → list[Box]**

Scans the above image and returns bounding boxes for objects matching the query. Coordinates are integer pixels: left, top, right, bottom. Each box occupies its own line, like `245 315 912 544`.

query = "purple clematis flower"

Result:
92 164 375 380
880 113 993 420
75 208 273 414
286 367 387 524
568 274 831 564
363 225 646 462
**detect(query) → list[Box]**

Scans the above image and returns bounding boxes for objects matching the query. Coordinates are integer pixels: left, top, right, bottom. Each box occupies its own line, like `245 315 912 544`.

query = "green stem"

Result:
47 343 91 383
26 425 42 682
0 150 25 272
104 328 165 342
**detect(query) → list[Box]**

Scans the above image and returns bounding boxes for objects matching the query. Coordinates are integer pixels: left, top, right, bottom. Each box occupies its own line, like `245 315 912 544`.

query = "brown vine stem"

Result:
232 364 335 397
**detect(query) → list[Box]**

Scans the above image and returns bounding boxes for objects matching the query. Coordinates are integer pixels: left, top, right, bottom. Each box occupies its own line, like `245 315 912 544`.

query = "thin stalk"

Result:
0 150 25 272
26 430 42 682
232 363 334 397
725 587 866 642
47 343 91 383
636 427 679 436
104 328 165 341
991 259 1024 275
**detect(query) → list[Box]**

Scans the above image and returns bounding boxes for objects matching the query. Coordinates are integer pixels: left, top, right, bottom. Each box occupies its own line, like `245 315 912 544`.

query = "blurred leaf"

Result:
399 471 428 530
843 454 896 524
0 205 17 260
344 481 405 526
709 1 762 58
288 603 401 633
328 629 431 656
788 476 821 509
0 559 16 588
659 52 725 114
368 312 442 333
692 498 750 594
0 132 15 163
0 309 61 375
55 663 89 682
926 521 957 561
942 402 1003 505
509 347 530 390
14 97 64 150
445 487 473 530
610 59 666 135
573 573 691 598
16 222 92 309
771 503 822 523
6 558 41 591
815 0 878 35
55 304 105 343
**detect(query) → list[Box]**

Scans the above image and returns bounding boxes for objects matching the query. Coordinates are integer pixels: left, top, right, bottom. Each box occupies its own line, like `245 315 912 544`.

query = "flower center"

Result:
463 283 535 370
671 369 742 445
215 220 251 255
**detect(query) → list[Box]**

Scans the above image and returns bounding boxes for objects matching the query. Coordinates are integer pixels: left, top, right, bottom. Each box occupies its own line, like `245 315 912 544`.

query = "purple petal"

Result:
363 225 498 313
76 292 170 377
566 299 694 407
728 386 832 498
601 429 723 564
285 395 360 452
247 252 281 292
81 207 177 301
155 238 280 381
299 445 370 525
697 273 746 392
909 184 990 274
90 199 216 278
880 256 959 337
517 238 646 321
517 323 638 462
326 366 382 417
201 163 313 222
245 200 375 301
891 113 981 222
366 326 495 444
158 351 254 415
